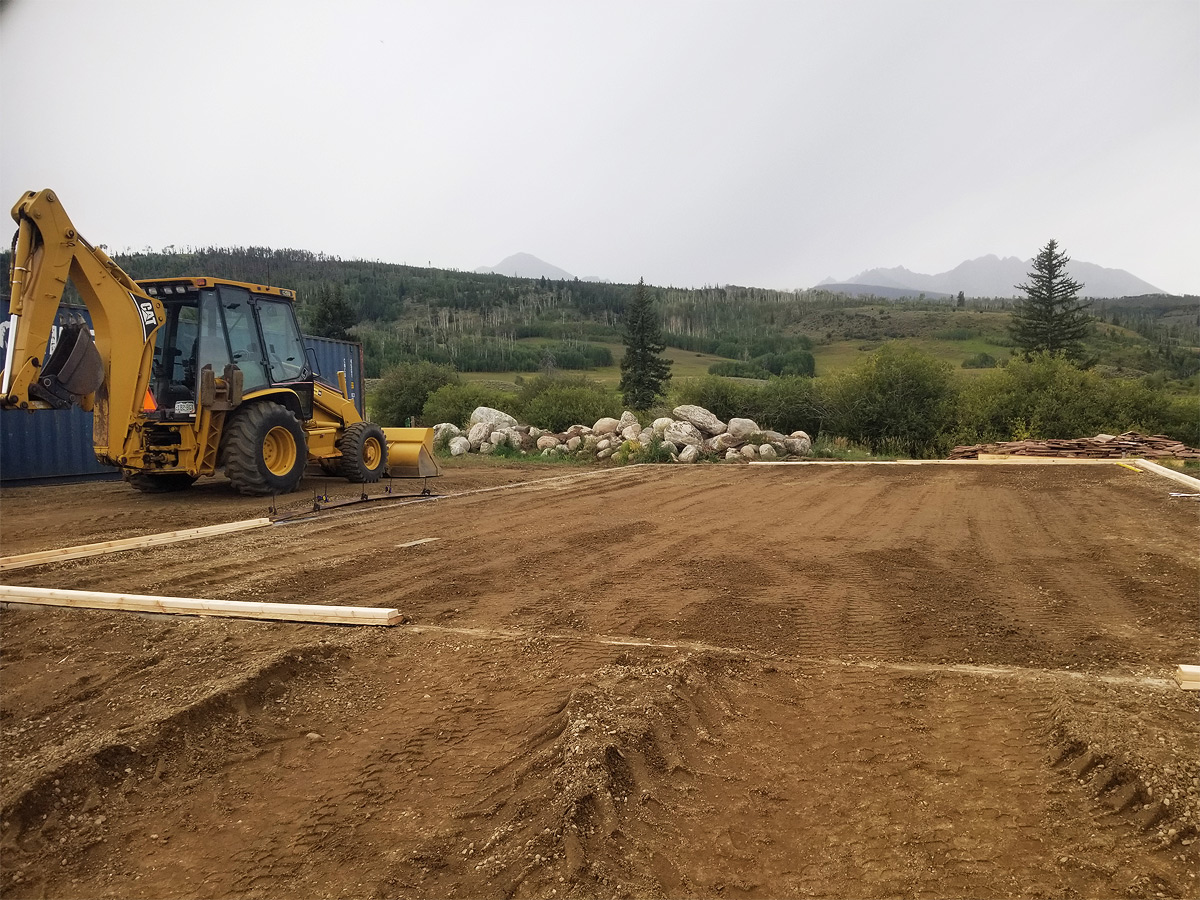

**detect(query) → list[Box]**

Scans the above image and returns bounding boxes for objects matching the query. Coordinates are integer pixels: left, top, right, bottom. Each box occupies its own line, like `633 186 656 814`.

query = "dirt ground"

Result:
1 460 1197 899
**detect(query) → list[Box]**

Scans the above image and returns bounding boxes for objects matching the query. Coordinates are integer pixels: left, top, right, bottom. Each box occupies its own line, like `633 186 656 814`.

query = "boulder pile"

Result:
434 405 812 463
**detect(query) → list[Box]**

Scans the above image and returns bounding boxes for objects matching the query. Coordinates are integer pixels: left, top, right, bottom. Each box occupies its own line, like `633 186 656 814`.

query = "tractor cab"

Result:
138 278 313 421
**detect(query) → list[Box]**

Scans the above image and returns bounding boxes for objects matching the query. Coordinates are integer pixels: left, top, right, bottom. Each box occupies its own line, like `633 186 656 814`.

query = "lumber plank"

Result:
0 518 272 572
1132 460 1200 491
0 585 402 626
1176 665 1200 691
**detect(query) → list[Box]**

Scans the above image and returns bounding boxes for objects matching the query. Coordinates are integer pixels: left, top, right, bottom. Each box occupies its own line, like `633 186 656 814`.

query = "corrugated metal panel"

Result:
304 335 365 418
0 406 116 482
0 304 117 483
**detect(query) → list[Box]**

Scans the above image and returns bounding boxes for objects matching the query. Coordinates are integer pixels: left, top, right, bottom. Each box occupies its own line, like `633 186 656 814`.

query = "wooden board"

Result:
0 585 402 626
0 518 272 572
1133 461 1200 491
1176 664 1200 691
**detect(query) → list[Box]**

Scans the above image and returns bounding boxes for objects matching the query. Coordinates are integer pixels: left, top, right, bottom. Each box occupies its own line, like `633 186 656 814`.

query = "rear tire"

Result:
125 472 198 493
222 402 307 495
336 422 388 482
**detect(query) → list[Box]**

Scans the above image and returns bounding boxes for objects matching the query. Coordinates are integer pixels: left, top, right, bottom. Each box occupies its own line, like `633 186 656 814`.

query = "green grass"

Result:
809 337 1013 376
460 340 738 389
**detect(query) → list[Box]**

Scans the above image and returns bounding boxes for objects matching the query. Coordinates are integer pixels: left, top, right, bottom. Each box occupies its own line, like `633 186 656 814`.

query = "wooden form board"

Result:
0 518 272 572
1176 665 1200 691
1133 460 1200 491
0 585 402 626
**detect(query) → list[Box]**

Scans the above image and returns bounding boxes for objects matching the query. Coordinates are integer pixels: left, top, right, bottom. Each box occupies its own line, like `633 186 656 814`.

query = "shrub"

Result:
372 361 460 426
522 381 621 432
822 345 956 457
672 376 764 423
421 383 517 427
961 352 998 369
757 376 824 436
708 361 771 379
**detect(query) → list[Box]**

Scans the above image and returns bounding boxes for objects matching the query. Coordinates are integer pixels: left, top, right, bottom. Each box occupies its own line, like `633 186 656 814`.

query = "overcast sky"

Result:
2 0 1196 293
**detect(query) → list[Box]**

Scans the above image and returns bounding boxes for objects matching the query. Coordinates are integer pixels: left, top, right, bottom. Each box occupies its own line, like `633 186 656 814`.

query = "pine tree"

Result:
619 278 672 409
1010 240 1091 356
309 283 357 341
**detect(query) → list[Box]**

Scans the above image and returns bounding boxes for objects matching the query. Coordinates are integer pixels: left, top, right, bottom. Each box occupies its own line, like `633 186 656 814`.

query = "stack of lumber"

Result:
948 432 1200 460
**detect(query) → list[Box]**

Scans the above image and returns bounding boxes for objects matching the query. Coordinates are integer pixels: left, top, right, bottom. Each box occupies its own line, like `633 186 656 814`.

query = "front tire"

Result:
222 402 308 495
336 422 388 483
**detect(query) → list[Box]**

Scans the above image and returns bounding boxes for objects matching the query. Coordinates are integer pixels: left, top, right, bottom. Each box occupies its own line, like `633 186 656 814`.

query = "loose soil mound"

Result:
2 463 1197 898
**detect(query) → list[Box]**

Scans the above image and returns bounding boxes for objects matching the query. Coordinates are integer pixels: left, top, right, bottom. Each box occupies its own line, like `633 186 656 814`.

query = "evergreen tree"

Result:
308 283 357 340
619 278 672 409
1010 240 1091 356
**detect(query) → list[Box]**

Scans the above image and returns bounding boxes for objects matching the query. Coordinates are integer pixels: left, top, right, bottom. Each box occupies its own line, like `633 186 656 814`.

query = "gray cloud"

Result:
2 0 1195 293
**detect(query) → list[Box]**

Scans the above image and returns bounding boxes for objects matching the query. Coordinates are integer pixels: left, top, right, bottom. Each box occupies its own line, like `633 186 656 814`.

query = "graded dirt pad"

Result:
1 462 1198 899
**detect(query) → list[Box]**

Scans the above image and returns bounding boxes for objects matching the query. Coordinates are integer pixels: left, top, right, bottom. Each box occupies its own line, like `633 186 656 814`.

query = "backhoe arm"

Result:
2 189 164 463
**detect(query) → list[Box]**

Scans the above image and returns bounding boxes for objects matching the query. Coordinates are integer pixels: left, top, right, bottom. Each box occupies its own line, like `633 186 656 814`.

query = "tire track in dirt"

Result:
3 463 1197 898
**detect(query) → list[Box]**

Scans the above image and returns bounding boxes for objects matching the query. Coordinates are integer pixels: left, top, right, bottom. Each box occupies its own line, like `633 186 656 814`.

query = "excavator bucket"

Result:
382 427 440 478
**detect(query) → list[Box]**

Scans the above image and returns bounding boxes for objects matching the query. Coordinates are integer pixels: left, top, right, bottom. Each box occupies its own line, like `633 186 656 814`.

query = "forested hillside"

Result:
1 246 1195 383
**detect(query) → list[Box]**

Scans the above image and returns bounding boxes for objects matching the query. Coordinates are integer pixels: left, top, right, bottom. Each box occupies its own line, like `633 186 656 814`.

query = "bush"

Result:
708 361 771 379
961 352 998 369
822 345 956 457
672 376 764 423
757 376 824 436
523 381 621 432
371 361 460 426
951 352 1197 445
421 383 517 427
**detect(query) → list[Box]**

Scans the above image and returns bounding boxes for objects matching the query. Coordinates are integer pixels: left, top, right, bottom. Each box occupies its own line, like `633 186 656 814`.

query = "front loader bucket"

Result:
383 427 440 478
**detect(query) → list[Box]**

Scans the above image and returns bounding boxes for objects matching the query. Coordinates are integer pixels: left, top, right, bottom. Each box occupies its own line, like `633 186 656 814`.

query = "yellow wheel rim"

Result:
262 426 298 476
364 436 384 470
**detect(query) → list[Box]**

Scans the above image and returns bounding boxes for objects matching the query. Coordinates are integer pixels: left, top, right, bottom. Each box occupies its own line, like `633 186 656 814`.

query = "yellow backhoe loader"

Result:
1 188 438 495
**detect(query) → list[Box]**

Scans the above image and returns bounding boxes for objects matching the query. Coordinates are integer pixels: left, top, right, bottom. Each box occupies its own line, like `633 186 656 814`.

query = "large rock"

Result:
565 424 593 439
761 430 787 443
536 434 561 450
663 421 703 447
673 405 726 436
593 417 621 435
740 444 758 460
449 436 471 456
621 424 642 441
470 407 518 428
618 411 640 431
759 444 778 459
679 444 701 463
784 436 812 456
467 421 491 450
715 432 742 452
433 423 461 443
727 418 760 442
725 449 741 460
566 436 582 452
652 417 675 436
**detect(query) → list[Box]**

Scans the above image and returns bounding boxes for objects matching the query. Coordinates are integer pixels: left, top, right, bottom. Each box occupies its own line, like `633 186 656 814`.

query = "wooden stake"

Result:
0 518 272 572
0 585 402 626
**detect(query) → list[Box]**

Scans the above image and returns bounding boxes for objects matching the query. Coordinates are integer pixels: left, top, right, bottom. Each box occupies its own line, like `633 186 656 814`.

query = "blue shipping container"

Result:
305 334 365 418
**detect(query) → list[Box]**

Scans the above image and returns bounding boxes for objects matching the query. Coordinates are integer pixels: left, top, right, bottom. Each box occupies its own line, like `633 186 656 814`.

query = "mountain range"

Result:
818 255 1163 299
478 252 1165 299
